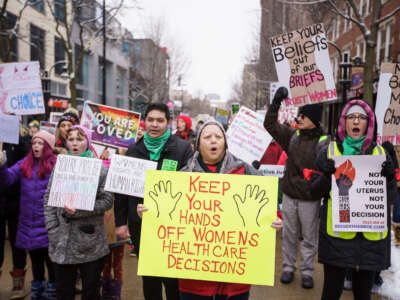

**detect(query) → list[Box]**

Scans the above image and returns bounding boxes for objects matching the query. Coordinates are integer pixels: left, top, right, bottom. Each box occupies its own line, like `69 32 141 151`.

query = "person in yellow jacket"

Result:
310 99 397 300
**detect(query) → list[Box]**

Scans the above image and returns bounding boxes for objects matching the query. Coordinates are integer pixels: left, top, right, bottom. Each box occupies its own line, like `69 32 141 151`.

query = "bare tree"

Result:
130 15 190 104
277 0 400 106
44 0 126 108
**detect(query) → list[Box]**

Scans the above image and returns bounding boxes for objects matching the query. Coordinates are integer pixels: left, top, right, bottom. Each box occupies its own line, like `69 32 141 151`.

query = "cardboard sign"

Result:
0 61 45 115
105 154 157 198
270 23 337 107
215 109 229 125
49 112 63 125
226 106 272 165
375 63 400 145
138 170 278 285
331 155 387 232
80 101 141 148
259 165 285 178
40 121 56 135
48 155 103 211
0 114 19 144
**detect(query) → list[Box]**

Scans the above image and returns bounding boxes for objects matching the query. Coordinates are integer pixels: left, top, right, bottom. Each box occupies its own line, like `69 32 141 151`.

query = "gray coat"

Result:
44 164 113 264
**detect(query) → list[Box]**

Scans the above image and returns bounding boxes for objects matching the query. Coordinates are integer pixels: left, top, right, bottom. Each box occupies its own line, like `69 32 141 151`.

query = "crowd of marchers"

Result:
0 87 399 300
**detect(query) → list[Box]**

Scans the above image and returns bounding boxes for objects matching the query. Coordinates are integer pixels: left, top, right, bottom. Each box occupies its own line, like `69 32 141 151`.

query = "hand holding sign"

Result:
148 180 182 220
233 185 270 227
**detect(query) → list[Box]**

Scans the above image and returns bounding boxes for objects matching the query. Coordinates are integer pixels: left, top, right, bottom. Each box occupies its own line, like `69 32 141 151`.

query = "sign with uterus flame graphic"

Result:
331 155 387 232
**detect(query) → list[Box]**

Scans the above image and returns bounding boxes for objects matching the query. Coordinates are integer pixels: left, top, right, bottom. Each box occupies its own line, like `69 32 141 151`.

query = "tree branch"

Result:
373 6 400 25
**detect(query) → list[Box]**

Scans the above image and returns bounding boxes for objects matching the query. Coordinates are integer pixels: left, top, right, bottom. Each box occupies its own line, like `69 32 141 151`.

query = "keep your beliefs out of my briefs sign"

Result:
138 171 278 286
331 155 387 232
48 155 103 211
270 23 337 107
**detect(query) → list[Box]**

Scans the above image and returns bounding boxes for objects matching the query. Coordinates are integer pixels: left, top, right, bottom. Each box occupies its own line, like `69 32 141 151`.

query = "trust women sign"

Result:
270 23 337 107
138 171 278 286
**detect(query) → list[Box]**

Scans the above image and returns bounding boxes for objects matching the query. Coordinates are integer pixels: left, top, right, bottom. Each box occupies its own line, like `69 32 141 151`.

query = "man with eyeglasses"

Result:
264 87 329 289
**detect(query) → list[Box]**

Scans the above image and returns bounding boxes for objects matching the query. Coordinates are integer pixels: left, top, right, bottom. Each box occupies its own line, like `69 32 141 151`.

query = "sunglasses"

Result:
345 114 369 121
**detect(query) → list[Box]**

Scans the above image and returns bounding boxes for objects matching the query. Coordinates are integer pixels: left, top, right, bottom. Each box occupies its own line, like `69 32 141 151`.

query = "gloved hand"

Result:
322 158 336 177
0 150 6 167
336 174 353 196
270 87 288 111
381 159 395 180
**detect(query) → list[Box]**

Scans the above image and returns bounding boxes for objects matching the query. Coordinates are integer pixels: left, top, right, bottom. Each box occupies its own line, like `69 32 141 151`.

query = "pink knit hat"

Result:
33 131 56 149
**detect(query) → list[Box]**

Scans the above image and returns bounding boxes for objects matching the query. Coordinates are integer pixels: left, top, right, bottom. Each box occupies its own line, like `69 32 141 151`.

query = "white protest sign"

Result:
0 61 45 115
48 155 103 211
226 106 272 165
91 143 117 158
270 23 337 107
259 165 285 178
375 63 400 145
0 114 19 144
278 104 298 124
331 155 387 232
49 112 63 125
105 154 157 198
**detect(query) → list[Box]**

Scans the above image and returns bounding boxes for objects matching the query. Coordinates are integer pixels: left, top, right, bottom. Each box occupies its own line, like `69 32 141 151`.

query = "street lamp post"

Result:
41 60 69 118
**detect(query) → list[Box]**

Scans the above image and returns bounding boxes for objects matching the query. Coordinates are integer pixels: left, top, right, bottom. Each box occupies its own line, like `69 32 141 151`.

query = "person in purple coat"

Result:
0 130 57 300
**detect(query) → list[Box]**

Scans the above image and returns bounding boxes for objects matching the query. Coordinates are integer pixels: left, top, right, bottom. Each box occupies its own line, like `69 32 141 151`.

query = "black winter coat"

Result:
310 139 396 271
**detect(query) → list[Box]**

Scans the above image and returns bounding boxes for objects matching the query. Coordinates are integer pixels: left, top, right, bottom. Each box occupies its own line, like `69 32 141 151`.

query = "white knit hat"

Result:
346 104 367 116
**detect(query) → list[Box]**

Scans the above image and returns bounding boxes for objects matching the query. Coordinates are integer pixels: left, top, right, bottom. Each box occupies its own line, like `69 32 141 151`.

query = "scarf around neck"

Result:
343 135 366 155
143 129 171 161
69 149 93 158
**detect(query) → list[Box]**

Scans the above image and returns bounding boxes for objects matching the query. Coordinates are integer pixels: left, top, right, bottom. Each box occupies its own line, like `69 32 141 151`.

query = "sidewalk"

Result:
0 231 386 299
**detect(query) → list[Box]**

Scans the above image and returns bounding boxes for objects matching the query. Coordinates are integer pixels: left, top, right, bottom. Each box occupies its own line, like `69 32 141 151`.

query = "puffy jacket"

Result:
0 158 52 250
178 151 259 297
0 135 31 214
264 107 329 201
310 99 396 271
44 163 113 264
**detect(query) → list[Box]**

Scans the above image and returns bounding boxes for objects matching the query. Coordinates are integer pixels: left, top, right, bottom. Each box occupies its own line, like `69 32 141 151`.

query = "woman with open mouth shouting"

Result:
0 131 57 299
44 125 113 300
310 99 397 300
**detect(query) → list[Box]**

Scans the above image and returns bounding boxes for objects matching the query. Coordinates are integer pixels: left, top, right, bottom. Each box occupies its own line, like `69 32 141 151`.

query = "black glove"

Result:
381 159 395 179
252 160 261 170
336 174 353 196
270 87 288 111
322 158 336 177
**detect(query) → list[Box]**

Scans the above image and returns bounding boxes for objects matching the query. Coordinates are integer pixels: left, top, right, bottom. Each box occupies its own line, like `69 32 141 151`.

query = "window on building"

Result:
30 24 45 69
344 5 351 32
0 12 18 62
336 17 341 38
377 22 393 66
331 56 338 83
75 44 90 101
122 41 130 56
331 20 336 41
51 81 67 96
29 0 45 13
356 40 366 61
54 0 66 22
54 37 66 75
134 43 141 56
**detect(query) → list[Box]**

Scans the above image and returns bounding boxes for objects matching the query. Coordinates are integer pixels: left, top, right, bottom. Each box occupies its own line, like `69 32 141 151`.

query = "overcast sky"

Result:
120 0 261 100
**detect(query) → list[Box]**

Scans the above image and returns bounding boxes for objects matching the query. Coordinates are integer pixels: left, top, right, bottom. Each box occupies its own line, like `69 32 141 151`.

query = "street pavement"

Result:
0 231 386 299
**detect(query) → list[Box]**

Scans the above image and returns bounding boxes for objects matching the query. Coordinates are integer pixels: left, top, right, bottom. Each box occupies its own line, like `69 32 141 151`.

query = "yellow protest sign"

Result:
138 170 278 286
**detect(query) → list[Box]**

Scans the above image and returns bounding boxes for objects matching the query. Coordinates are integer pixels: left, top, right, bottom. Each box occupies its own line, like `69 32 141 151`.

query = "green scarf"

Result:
143 129 171 161
69 149 93 157
343 135 366 155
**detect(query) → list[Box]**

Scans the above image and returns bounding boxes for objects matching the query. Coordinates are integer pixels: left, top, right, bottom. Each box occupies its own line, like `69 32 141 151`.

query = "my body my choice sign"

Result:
138 171 278 286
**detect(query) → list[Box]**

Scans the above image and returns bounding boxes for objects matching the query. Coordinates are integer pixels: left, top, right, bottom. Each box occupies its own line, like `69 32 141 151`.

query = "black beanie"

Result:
57 112 79 128
299 104 323 126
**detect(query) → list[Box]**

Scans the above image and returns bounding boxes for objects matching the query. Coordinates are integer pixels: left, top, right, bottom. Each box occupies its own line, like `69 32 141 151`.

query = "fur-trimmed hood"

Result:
337 99 376 154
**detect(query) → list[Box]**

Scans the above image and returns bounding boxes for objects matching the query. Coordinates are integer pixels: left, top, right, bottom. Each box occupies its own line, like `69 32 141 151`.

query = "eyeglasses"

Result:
345 114 368 121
